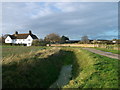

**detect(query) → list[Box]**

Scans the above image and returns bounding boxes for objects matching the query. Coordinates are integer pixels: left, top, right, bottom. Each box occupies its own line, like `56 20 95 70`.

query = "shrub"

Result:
32 39 47 46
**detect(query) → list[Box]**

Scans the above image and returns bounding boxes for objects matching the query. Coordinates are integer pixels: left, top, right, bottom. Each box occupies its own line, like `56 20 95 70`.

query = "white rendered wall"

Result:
5 36 12 43
26 35 33 46
5 35 34 46
13 35 33 46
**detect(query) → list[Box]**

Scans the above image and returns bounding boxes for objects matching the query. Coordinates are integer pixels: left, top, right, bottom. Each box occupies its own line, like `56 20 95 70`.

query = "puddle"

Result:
49 65 72 88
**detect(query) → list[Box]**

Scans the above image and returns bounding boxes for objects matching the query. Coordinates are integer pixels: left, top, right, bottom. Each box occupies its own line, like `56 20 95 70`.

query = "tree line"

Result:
32 33 69 46
0 33 119 46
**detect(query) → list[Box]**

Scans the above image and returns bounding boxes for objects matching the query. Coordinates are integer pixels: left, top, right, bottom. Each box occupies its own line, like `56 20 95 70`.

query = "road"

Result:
83 48 119 60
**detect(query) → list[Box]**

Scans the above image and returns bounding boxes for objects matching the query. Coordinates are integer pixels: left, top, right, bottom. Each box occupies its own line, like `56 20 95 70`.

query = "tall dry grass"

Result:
2 47 74 88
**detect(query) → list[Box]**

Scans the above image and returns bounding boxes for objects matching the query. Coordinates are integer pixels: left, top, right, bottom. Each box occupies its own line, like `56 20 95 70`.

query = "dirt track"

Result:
83 48 119 60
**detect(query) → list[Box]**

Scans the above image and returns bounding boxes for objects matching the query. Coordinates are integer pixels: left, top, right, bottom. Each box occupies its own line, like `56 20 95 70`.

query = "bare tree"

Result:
44 33 61 43
81 35 89 44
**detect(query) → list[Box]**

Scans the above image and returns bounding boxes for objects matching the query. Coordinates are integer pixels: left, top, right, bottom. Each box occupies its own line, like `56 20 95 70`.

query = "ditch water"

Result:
49 65 72 88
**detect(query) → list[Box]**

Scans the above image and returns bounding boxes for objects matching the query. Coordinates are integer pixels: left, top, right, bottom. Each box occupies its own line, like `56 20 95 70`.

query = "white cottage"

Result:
5 31 38 46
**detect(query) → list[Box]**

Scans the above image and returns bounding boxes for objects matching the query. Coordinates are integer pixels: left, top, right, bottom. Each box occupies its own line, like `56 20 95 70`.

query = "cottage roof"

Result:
9 35 16 39
8 33 38 39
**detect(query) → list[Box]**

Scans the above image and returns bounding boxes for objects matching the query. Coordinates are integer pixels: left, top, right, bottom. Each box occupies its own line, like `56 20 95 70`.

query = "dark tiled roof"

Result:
31 34 38 39
8 33 38 39
9 35 16 39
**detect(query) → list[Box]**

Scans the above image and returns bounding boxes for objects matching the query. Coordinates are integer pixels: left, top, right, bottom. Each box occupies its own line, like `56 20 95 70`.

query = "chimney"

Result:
29 30 32 35
15 31 18 36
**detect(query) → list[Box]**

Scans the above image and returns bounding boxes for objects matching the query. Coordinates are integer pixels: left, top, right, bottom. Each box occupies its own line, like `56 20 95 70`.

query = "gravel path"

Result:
83 48 119 59
49 65 72 88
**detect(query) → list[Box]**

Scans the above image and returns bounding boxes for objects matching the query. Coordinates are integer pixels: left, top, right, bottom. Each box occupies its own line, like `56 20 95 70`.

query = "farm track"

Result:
83 48 119 59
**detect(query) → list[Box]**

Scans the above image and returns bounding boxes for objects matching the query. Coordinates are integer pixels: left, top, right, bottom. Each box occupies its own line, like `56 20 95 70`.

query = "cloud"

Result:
2 2 118 40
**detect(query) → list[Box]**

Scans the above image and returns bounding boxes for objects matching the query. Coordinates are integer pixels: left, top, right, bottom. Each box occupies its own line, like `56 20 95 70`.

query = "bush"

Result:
32 39 47 46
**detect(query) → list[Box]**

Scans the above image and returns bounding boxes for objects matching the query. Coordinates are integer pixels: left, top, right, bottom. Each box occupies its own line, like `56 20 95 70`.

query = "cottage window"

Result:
28 39 31 41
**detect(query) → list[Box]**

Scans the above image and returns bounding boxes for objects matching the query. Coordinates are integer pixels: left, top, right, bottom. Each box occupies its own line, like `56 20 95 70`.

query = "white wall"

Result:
26 35 33 46
5 35 34 46
5 36 12 43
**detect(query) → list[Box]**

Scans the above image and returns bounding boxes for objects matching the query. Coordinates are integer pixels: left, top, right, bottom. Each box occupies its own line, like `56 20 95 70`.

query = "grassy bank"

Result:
64 48 119 88
2 46 119 88
93 47 120 54
2 47 74 88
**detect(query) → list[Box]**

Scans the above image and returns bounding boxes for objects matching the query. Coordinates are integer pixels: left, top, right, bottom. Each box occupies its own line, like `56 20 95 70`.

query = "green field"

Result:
2 46 48 58
2 46 119 88
93 47 120 54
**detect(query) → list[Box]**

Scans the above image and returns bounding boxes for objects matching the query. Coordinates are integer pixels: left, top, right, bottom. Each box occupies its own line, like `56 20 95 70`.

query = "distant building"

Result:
91 39 116 44
112 39 117 43
5 30 38 46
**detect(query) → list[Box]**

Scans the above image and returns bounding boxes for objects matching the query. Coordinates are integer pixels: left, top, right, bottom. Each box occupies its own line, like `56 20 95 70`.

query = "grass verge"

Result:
93 47 120 54
64 48 119 88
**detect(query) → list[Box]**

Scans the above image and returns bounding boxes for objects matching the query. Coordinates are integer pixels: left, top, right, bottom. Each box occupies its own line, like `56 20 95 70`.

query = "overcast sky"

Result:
2 2 118 40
